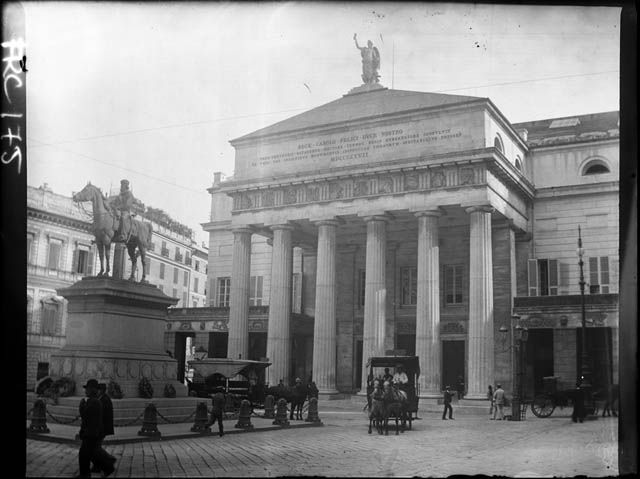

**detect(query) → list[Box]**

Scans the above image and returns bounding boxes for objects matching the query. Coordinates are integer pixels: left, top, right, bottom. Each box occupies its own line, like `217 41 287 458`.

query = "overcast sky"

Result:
24 2 620 245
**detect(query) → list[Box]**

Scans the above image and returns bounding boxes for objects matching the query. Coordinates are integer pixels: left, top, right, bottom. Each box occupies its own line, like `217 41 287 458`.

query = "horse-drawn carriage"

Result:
530 376 600 418
366 355 420 435
187 358 271 410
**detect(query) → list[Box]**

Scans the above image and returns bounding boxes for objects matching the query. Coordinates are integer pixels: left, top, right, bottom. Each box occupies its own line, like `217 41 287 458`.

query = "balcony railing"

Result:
28 264 82 282
161 248 170 258
175 252 183 262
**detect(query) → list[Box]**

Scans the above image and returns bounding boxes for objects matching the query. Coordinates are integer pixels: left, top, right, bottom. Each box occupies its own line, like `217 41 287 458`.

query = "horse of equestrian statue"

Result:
73 182 153 282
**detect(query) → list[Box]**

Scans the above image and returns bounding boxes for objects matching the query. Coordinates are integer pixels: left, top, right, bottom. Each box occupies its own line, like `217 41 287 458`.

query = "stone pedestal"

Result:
49 276 186 398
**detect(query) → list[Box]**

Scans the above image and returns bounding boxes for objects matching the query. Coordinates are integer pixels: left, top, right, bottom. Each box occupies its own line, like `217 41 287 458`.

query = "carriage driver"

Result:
110 179 135 242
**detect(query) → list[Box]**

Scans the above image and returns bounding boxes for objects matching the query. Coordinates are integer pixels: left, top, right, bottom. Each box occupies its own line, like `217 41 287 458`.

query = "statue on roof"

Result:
354 33 380 84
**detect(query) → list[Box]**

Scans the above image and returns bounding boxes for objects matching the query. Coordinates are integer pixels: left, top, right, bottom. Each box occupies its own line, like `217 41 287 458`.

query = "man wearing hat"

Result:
90 383 116 474
110 179 135 242
78 379 115 478
442 385 455 420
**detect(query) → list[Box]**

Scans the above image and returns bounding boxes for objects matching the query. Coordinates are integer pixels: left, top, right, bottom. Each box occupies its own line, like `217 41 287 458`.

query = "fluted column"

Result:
266 224 294 386
227 227 252 361
312 219 339 394
361 215 388 392
466 205 494 399
415 210 442 397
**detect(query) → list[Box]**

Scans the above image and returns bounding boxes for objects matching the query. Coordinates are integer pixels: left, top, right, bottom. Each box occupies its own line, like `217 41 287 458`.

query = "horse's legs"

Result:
104 242 111 276
97 244 105 275
139 246 147 282
127 243 137 280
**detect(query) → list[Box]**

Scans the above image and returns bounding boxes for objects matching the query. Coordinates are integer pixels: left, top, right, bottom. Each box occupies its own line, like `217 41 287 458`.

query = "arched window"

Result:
515 156 523 172
494 134 504 154
581 158 611 176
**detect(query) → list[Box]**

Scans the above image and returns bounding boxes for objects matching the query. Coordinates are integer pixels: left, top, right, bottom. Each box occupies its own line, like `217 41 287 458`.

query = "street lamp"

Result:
499 315 528 421
577 226 592 392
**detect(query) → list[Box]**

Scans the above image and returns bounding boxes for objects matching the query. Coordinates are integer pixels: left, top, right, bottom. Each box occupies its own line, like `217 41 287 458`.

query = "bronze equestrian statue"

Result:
73 180 152 282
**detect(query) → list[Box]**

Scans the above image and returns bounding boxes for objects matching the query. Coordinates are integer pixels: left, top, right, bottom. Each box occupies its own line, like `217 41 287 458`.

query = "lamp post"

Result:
577 226 592 392
500 315 527 421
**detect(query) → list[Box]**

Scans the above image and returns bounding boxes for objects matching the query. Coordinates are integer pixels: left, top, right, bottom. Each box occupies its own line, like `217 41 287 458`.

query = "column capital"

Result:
313 218 340 228
464 204 494 215
361 214 390 223
414 208 443 219
230 226 254 235
270 223 295 232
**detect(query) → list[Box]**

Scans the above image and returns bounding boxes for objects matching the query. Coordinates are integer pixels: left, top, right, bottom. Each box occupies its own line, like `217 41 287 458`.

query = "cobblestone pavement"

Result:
26 401 618 477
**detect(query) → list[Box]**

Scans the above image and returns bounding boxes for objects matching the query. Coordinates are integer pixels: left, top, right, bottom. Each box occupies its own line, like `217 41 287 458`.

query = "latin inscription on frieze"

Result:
235 113 480 180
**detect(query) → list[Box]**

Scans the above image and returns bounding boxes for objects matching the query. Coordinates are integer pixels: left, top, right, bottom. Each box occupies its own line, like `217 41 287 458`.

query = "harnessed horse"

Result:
368 384 387 435
73 182 152 282
383 383 410 435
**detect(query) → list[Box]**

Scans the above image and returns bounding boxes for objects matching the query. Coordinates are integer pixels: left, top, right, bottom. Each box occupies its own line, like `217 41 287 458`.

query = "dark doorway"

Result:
174 332 194 383
208 332 228 358
248 332 267 361
577 327 613 392
442 340 465 391
36 362 49 381
397 334 416 356
525 329 554 397
355 340 363 390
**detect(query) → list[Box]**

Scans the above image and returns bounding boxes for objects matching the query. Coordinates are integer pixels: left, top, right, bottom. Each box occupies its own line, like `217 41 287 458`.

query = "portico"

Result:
217 87 534 397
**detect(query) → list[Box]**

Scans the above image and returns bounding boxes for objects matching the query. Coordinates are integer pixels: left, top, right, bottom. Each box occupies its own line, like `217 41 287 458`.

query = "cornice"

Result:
28 208 92 233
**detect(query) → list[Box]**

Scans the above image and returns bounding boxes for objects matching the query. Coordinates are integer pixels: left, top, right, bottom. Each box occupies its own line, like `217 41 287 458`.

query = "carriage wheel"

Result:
531 394 555 418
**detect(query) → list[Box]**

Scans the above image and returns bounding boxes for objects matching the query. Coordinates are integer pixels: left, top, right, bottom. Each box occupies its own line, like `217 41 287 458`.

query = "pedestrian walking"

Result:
487 385 494 417
572 383 585 423
208 389 225 436
442 385 454 420
77 379 114 478
492 384 505 420
90 383 116 474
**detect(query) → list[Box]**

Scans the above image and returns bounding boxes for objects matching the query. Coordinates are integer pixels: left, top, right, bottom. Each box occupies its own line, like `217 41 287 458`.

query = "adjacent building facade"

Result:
194 84 618 399
26 184 208 388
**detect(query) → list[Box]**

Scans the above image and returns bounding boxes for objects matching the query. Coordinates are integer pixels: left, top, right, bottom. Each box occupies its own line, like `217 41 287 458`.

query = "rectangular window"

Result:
185 252 191 265
159 263 165 279
250 276 263 306
192 300 198 308
359 269 366 308
527 259 559 296
445 265 463 304
76 249 88 274
182 292 187 306
217 277 231 307
172 288 178 299
401 267 417 305
27 233 34 264
589 256 610 294
41 303 57 335
291 273 302 313
194 260 199 272
144 258 151 275
194 277 199 294
47 240 62 270
173 267 179 284
161 241 169 257
183 271 188 287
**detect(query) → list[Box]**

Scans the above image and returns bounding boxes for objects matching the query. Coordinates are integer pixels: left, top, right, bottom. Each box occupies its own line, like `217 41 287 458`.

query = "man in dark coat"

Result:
208 389 225 437
442 385 455 420
91 383 116 473
78 379 114 478
572 383 585 423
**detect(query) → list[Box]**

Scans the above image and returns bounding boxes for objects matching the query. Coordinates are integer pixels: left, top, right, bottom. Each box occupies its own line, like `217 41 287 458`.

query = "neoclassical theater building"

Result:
193 82 618 400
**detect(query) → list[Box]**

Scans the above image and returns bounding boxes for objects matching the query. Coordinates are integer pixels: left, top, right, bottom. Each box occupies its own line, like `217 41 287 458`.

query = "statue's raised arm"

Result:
354 33 362 50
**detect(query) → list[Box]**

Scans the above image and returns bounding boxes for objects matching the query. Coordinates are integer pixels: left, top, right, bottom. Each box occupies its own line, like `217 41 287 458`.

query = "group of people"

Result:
77 379 116 478
487 384 507 420
371 366 409 389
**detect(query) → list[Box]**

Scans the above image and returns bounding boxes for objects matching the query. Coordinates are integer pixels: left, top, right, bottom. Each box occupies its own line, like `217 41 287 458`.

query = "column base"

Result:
462 393 489 401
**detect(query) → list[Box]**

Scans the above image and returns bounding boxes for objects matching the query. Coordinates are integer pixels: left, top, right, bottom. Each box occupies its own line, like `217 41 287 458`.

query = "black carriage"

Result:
366 355 420 420
187 358 271 410
530 376 598 418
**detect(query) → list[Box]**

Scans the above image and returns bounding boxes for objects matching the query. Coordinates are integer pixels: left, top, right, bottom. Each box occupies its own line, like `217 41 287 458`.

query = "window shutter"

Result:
73 248 79 273
527 259 538 296
87 249 94 276
257 276 263 305
588 257 599 293
600 256 610 293
548 259 559 295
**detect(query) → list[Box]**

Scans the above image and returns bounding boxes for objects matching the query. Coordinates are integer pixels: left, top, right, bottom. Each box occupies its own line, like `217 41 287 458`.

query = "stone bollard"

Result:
28 399 50 433
264 395 275 419
305 397 322 424
138 403 161 437
235 399 254 429
190 402 211 434
272 398 290 427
